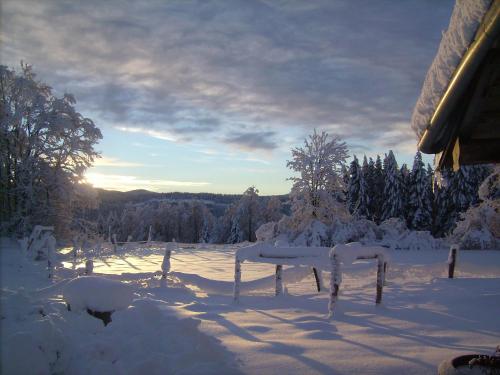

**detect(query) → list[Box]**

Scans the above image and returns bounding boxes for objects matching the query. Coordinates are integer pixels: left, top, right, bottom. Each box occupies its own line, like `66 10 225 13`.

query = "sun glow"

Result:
84 172 211 192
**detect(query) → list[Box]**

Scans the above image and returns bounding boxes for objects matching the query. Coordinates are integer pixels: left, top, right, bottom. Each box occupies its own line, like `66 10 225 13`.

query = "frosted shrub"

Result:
255 222 278 243
452 167 500 249
379 218 408 239
292 220 329 247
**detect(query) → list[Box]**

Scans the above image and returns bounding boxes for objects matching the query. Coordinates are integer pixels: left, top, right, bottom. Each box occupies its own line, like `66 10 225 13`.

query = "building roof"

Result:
411 0 500 170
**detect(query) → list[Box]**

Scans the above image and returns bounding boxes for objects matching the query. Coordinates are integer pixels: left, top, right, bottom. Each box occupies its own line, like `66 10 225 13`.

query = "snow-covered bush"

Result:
331 218 380 245
291 220 330 247
395 231 446 250
451 168 499 249
379 218 408 239
255 221 278 243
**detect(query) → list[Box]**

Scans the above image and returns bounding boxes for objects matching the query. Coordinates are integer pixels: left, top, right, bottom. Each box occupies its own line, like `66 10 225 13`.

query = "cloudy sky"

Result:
1 0 454 194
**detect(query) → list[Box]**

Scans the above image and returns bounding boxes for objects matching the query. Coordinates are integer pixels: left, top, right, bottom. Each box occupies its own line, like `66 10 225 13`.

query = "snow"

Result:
2 238 500 374
331 242 389 265
63 276 135 312
411 0 492 138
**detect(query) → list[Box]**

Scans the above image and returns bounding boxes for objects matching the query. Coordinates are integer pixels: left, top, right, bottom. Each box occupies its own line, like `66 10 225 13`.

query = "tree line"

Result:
345 151 491 237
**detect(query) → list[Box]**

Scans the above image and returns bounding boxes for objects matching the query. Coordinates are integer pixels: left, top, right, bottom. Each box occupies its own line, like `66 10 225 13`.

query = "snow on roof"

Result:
411 0 492 140
63 276 134 312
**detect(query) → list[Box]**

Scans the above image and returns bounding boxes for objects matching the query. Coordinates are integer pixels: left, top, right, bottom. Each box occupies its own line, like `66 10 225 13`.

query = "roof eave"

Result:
418 1 500 155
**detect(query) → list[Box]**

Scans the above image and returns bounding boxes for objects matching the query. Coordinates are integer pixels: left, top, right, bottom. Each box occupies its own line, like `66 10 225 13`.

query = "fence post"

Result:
275 265 283 296
161 242 174 286
147 225 152 243
383 262 388 286
112 234 118 253
46 233 56 280
312 268 321 292
85 259 94 275
448 245 458 278
376 255 384 304
234 258 241 302
328 251 341 318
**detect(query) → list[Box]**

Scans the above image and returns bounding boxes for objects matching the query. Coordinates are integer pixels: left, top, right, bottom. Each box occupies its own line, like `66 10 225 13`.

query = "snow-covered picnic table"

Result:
234 242 389 317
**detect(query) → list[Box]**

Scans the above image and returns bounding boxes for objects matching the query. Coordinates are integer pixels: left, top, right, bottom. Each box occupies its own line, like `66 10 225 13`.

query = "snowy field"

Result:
1 238 500 374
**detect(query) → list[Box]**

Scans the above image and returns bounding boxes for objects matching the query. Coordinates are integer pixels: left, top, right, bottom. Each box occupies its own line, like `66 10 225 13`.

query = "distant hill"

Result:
95 188 289 218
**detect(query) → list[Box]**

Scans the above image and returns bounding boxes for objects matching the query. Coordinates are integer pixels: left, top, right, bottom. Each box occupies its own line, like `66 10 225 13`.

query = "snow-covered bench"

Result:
233 242 389 317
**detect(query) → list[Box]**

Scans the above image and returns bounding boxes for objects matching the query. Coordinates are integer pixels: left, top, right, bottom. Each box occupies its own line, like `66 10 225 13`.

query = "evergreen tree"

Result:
381 151 404 221
408 152 432 230
400 163 411 225
347 156 361 215
365 157 376 220
372 155 384 223
357 163 370 218
433 169 457 236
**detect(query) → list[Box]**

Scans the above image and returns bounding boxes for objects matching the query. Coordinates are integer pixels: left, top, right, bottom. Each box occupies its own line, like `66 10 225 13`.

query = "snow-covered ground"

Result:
2 238 500 374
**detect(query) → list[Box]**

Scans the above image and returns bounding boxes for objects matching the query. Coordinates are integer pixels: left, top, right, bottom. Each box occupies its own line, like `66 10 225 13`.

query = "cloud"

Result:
93 156 144 168
223 131 278 151
1 0 454 154
114 126 180 142
85 172 210 192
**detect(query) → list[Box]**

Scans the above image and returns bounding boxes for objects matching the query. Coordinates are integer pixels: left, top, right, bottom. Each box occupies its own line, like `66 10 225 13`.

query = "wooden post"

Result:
46 234 56 280
85 259 94 275
376 255 384 304
275 265 283 296
312 267 321 292
448 245 458 279
147 225 152 243
112 234 118 253
383 262 388 286
234 258 241 302
328 252 341 318
161 243 174 286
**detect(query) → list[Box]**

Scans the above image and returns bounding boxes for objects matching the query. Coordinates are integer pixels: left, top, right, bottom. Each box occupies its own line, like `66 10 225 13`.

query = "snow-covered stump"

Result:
63 276 134 326
448 245 459 279
161 242 175 287
233 258 241 303
328 252 341 318
275 265 283 296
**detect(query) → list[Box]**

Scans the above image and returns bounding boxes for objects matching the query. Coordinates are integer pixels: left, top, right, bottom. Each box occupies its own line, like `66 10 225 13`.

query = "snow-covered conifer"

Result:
347 156 361 215
381 151 404 221
407 152 432 230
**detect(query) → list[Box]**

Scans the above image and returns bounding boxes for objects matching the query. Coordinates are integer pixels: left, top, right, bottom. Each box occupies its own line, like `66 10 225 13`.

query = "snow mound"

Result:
63 276 134 312
411 0 492 138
